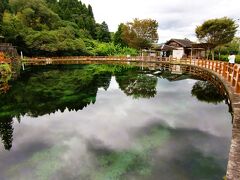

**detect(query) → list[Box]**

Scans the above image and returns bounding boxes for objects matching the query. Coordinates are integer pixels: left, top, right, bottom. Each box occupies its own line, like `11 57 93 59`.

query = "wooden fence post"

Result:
235 68 240 93
231 65 238 86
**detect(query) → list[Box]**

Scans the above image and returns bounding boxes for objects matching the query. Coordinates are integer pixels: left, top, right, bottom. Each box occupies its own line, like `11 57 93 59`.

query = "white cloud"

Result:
81 0 240 42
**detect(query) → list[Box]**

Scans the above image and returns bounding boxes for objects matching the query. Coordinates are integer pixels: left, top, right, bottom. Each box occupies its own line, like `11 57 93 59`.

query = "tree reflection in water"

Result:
116 70 157 99
0 118 13 150
191 81 225 104
0 65 139 150
0 65 227 150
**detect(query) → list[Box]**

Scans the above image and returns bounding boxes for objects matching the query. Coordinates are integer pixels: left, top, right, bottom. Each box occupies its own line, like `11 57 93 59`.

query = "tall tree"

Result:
0 0 9 33
87 4 94 18
114 23 128 47
121 18 159 49
96 21 111 42
195 17 238 60
221 37 240 55
45 0 59 13
58 0 96 38
10 0 60 30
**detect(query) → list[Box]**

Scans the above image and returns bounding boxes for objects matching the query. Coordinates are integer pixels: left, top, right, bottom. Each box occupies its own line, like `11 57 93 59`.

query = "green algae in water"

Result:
7 145 67 180
92 127 170 180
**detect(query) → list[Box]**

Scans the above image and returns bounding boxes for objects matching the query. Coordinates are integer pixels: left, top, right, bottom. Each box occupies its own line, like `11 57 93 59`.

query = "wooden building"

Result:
154 38 210 60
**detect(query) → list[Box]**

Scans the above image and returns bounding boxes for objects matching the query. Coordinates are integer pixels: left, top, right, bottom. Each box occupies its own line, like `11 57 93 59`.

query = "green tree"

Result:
114 23 128 47
96 21 111 42
88 4 94 18
1 12 29 51
0 0 9 33
220 37 240 55
0 0 9 22
10 0 60 30
121 18 159 49
58 0 96 38
195 17 238 60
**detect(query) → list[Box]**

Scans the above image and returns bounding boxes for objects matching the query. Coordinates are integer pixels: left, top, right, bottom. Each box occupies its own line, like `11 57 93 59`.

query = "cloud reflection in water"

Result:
0 75 232 180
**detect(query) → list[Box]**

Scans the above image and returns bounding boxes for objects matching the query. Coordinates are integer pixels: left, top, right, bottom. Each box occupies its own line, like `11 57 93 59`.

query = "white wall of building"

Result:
172 48 184 59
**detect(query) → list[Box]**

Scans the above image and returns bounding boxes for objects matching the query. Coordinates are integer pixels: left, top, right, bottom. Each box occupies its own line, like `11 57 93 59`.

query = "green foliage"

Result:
114 23 128 47
0 0 9 35
24 28 87 55
0 63 12 101
121 18 159 49
196 17 238 48
95 21 111 42
10 0 60 30
217 37 240 55
0 0 9 26
0 63 11 77
85 40 138 56
213 54 240 63
57 0 96 38
1 0 116 56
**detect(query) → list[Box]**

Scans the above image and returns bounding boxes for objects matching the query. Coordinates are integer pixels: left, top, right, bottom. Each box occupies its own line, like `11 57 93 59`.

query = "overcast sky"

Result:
81 0 240 43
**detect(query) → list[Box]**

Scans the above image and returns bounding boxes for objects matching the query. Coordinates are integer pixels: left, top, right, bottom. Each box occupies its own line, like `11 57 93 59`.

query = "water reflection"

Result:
0 118 13 150
0 68 11 94
0 64 232 180
116 70 157 98
191 81 225 104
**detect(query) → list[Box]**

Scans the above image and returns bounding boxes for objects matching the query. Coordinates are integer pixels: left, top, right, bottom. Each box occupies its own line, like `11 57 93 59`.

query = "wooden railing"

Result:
179 58 240 94
23 56 240 94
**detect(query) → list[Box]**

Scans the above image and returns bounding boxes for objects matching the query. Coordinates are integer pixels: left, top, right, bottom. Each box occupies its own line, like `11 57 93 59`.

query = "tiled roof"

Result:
153 44 177 51
166 38 194 47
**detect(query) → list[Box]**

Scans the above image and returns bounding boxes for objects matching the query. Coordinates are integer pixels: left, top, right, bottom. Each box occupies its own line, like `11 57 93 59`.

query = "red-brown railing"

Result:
179 58 240 94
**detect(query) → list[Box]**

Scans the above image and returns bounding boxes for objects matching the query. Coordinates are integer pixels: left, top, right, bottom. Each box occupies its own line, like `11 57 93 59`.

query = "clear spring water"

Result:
0 65 232 180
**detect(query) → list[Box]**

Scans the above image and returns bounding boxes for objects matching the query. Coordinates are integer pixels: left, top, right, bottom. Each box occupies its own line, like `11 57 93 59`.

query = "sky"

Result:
81 0 240 43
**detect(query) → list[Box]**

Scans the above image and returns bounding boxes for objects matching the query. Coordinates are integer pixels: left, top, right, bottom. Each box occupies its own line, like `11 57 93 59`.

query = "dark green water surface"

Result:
0 65 232 180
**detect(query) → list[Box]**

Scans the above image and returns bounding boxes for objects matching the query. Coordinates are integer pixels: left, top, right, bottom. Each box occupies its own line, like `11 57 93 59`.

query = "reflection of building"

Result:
153 38 211 60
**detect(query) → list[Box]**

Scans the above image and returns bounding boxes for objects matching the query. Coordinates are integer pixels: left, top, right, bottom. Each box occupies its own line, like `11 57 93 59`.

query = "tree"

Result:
0 0 9 33
87 4 94 18
195 17 238 60
0 0 9 22
10 0 60 30
220 37 240 55
121 18 159 49
96 21 111 42
57 0 96 38
114 23 128 47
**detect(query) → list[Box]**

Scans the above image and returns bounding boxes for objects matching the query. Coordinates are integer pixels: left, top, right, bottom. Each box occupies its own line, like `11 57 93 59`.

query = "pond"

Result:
0 64 232 180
